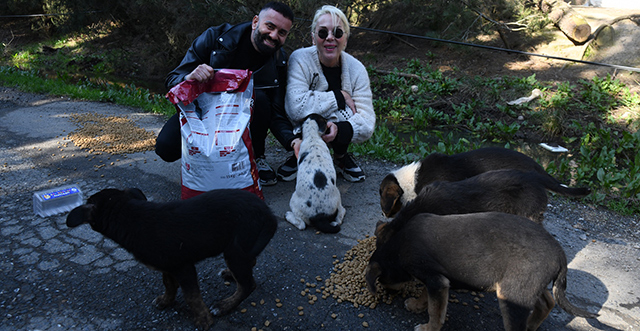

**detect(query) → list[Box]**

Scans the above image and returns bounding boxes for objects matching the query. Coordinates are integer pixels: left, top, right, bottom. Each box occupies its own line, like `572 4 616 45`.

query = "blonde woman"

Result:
279 5 375 183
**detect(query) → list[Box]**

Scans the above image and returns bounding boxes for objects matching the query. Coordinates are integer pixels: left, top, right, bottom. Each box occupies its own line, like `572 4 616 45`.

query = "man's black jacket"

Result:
165 22 296 150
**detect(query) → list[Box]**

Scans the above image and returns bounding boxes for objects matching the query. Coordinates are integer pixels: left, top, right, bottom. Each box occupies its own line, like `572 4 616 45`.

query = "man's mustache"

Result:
261 33 280 48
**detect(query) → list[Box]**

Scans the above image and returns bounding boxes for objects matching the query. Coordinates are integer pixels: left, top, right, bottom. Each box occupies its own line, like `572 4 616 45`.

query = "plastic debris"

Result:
507 88 542 105
539 143 569 153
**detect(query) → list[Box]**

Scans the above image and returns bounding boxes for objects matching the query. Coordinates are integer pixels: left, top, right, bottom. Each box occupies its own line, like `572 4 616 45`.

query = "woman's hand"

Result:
341 90 357 114
322 122 338 143
291 138 302 158
185 64 216 82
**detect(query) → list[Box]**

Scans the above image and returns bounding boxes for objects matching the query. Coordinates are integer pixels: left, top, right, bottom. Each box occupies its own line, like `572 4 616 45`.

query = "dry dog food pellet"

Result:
264 320 270 327
241 308 247 313
297 306 304 311
322 236 424 308
298 311 304 316
362 322 369 327
331 313 337 319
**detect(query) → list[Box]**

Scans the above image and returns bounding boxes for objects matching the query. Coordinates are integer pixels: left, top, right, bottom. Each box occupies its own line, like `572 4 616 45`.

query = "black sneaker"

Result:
334 154 365 182
255 156 277 186
276 154 297 182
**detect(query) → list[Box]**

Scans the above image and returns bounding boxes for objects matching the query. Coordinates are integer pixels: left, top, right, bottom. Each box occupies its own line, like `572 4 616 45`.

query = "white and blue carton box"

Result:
33 185 83 217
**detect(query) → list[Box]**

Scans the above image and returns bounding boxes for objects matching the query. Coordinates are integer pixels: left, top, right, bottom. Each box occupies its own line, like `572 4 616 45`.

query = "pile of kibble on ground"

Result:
314 236 423 308
67 112 156 155
301 236 487 310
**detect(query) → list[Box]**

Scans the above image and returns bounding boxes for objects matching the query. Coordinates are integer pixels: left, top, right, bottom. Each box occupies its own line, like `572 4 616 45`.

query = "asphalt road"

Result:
1 87 638 330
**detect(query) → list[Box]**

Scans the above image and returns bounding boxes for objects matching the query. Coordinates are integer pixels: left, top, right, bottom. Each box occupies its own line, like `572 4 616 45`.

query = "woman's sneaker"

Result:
334 154 365 182
276 154 297 182
255 156 277 186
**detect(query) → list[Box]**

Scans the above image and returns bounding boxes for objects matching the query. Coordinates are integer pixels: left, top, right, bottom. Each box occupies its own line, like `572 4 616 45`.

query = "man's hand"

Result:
185 64 216 82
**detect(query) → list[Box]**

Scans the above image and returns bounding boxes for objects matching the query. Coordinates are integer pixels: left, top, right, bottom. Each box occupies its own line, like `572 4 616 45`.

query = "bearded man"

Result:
157 2 297 187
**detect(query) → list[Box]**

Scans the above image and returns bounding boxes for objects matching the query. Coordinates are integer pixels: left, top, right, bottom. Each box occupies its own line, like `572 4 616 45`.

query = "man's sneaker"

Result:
334 153 365 182
255 156 277 186
277 154 297 182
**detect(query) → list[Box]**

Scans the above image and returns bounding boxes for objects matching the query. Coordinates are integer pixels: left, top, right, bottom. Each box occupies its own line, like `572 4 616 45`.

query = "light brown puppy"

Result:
366 212 599 331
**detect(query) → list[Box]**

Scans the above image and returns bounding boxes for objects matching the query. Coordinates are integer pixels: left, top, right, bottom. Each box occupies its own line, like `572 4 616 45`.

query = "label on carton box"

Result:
39 186 81 201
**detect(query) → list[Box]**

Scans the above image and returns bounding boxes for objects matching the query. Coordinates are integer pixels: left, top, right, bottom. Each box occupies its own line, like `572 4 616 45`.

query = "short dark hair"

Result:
262 2 294 22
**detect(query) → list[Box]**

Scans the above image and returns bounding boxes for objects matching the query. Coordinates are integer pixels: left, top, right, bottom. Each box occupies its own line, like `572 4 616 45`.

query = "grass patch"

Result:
0 66 174 116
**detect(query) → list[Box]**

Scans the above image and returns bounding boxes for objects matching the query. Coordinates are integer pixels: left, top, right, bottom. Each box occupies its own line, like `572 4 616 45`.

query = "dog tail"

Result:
309 211 341 234
537 172 591 197
552 264 599 319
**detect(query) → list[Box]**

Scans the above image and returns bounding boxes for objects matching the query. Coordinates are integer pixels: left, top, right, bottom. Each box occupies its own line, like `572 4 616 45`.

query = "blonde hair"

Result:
310 5 350 38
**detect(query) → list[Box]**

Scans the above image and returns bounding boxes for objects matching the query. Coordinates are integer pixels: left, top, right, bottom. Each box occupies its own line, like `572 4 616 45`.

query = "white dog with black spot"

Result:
285 114 345 233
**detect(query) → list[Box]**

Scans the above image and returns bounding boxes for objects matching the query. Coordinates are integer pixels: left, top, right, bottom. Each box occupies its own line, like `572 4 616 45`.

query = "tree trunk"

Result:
539 0 592 44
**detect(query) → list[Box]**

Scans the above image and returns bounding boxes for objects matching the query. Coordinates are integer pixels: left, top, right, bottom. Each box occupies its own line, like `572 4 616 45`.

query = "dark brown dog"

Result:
379 147 590 217
66 188 277 330
393 168 589 227
366 212 598 331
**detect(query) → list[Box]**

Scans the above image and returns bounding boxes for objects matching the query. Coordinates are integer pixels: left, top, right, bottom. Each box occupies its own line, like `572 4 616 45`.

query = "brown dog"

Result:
390 168 589 227
66 188 277 330
379 147 589 217
366 212 598 331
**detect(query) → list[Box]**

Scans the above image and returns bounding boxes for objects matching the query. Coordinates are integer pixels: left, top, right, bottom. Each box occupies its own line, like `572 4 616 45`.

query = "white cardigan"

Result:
285 46 375 144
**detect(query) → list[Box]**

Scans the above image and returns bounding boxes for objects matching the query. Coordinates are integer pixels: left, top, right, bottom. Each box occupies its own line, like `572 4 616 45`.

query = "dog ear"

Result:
374 221 387 236
306 113 327 132
364 262 382 295
380 176 404 217
66 204 95 227
125 188 147 201
374 221 394 246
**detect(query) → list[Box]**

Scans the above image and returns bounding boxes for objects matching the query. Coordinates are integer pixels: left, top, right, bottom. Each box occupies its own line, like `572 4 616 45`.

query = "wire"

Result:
350 25 640 73
0 11 100 18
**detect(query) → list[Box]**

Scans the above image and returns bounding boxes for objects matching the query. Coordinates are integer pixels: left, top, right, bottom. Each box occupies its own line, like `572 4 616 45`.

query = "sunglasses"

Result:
317 27 344 40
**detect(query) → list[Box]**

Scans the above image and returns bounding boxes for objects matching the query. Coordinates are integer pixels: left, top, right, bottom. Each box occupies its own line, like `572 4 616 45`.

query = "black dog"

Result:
366 212 598 331
379 147 590 217
66 188 277 330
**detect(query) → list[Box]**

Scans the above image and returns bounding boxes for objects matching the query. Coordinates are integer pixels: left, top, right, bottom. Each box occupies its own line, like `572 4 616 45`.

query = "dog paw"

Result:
414 322 441 331
405 297 427 313
285 212 306 230
218 268 234 281
153 295 174 310
194 313 214 330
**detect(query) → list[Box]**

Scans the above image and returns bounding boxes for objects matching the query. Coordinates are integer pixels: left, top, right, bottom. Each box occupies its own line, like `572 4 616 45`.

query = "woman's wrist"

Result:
291 137 302 148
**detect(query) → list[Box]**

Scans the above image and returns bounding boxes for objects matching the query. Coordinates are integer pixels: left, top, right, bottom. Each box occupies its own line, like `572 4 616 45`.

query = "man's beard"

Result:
253 30 281 55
